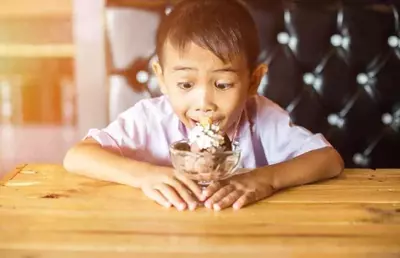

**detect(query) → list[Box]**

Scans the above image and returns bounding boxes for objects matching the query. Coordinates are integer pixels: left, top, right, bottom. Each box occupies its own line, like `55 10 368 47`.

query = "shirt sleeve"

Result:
257 98 331 165
84 103 147 157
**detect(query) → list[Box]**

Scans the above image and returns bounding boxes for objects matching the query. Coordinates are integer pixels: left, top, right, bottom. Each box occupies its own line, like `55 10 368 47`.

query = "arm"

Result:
63 138 157 188
203 146 343 211
259 146 344 192
63 101 203 210
203 98 344 210
63 139 202 210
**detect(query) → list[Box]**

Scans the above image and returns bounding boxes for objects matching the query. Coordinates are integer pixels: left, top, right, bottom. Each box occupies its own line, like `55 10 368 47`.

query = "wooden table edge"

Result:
0 164 28 186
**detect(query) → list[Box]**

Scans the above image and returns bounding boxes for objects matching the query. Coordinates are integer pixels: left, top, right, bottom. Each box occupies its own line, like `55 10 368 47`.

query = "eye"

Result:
215 82 233 90
177 82 194 90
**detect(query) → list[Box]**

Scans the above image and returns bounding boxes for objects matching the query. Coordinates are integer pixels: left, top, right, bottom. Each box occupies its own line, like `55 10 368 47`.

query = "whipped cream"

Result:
188 122 225 151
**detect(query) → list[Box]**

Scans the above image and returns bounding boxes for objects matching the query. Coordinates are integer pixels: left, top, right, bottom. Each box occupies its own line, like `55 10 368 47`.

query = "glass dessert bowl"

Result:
169 140 241 189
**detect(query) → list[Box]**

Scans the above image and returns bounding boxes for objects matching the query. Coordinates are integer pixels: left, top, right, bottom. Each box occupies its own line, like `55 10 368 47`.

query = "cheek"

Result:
217 88 246 111
228 103 246 120
216 90 247 126
166 89 190 117
169 95 186 112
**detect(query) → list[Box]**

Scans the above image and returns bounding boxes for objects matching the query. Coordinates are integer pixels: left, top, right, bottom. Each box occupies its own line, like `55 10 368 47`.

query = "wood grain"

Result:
0 164 26 186
0 164 399 257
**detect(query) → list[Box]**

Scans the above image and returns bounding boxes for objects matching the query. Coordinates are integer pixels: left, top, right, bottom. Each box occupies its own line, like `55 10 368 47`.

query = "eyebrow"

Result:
172 66 238 73
212 67 238 73
172 66 196 72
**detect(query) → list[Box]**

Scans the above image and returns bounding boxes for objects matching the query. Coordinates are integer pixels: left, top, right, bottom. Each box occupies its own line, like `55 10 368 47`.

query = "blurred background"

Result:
0 0 77 177
1 0 400 178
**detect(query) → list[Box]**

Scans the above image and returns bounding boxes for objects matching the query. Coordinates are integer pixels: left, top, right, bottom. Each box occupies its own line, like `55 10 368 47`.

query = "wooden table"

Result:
0 164 399 258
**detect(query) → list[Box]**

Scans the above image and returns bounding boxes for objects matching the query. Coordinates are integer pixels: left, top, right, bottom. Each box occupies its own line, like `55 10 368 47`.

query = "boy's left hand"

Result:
202 169 275 211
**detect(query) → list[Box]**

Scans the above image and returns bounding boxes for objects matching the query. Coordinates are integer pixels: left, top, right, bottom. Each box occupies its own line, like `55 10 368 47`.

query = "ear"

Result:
152 61 167 95
248 63 268 96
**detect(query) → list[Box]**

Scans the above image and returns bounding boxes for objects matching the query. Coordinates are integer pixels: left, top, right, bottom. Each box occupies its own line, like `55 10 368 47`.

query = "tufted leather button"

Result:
327 114 345 128
165 6 173 15
302 73 322 93
327 114 337 125
388 36 399 48
330 34 342 47
148 75 159 92
136 70 149 84
330 34 350 49
110 0 400 168
381 113 393 125
303 73 315 85
353 153 369 167
277 32 290 45
356 73 369 85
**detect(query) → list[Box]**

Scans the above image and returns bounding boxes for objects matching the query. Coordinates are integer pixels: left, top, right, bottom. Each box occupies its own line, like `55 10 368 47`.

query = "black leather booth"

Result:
106 0 400 168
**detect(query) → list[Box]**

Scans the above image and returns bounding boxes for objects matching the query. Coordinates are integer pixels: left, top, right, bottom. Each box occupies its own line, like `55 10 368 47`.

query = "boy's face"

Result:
153 41 266 134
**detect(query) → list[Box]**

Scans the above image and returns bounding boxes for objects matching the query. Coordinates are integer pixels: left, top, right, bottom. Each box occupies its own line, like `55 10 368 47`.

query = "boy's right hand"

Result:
140 166 203 211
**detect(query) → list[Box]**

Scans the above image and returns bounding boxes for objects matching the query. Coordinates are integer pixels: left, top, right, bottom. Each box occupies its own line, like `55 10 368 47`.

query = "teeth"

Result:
211 124 220 132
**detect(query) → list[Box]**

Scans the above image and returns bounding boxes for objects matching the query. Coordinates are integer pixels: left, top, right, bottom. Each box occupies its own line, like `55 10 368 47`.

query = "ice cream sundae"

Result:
188 116 232 153
169 116 240 188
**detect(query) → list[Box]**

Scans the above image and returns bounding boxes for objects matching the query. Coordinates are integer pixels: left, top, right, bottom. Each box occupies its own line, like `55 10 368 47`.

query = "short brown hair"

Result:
156 0 260 71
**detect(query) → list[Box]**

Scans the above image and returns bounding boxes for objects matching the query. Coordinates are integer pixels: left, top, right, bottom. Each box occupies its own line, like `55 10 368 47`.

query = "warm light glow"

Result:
0 44 75 58
0 0 72 18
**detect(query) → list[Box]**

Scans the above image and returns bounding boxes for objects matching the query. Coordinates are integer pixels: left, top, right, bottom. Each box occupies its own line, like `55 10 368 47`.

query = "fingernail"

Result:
205 201 212 209
164 202 171 208
213 204 221 211
201 191 208 201
178 203 186 211
189 202 197 211
233 204 240 210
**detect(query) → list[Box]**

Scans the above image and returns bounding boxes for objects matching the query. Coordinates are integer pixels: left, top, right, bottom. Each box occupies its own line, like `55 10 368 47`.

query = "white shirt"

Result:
86 95 330 168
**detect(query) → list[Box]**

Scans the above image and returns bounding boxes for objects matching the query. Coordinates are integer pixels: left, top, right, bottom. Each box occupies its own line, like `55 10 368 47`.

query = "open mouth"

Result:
189 118 222 128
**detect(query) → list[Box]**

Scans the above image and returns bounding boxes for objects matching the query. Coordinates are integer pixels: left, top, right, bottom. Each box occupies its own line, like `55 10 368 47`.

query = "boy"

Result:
64 0 344 211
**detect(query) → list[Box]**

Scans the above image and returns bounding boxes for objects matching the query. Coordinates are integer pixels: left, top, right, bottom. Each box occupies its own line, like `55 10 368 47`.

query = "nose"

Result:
194 86 217 113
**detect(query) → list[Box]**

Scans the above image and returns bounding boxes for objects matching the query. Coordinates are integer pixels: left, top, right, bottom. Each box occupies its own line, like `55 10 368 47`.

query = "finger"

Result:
173 173 203 201
156 184 187 211
204 184 236 209
202 181 223 200
167 179 198 211
214 190 243 211
142 187 171 208
233 192 257 210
